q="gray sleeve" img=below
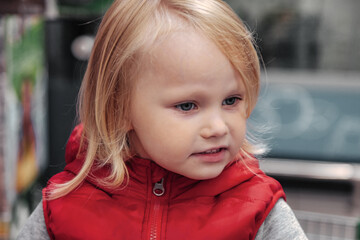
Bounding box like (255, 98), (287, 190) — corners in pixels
(255, 198), (308, 240)
(16, 201), (50, 240)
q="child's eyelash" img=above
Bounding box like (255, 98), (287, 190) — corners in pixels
(222, 96), (242, 106)
(175, 102), (197, 111)
(175, 96), (242, 111)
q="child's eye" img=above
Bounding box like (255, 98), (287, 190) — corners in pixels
(222, 97), (241, 106)
(175, 102), (196, 111)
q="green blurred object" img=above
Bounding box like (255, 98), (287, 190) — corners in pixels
(357, 220), (360, 240)
(58, 0), (113, 16)
(5, 18), (44, 100)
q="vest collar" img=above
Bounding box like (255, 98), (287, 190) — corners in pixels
(64, 124), (261, 198)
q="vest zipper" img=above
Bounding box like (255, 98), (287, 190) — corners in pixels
(149, 178), (165, 240)
(153, 178), (165, 196)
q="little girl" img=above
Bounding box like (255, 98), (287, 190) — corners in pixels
(18, 0), (307, 239)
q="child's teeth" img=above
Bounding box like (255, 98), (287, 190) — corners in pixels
(205, 149), (220, 154)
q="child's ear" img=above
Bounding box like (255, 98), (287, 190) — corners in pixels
(127, 121), (134, 131)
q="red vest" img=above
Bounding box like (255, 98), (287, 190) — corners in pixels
(43, 125), (285, 240)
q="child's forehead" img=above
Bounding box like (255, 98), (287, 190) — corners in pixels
(139, 29), (232, 76)
(140, 21), (190, 55)
(144, 28), (231, 63)
(133, 28), (247, 95)
(152, 30), (206, 55)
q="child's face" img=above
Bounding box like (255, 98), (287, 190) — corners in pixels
(128, 29), (247, 180)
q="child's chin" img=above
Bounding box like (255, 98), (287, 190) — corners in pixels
(185, 170), (224, 181)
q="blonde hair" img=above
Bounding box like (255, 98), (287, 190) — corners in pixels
(48, 0), (262, 199)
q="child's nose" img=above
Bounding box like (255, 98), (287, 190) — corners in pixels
(200, 114), (229, 139)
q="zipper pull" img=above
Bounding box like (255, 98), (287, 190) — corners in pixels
(153, 178), (165, 197)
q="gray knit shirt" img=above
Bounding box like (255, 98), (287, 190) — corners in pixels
(17, 198), (308, 239)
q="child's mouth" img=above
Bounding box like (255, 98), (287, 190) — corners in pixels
(199, 148), (224, 154)
(191, 147), (227, 163)
(194, 147), (227, 155)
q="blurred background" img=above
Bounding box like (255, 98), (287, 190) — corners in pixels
(0, 0), (359, 239)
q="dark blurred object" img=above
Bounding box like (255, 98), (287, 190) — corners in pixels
(0, 0), (44, 14)
(226, 0), (360, 71)
(44, 17), (99, 180)
(258, 10), (319, 69)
